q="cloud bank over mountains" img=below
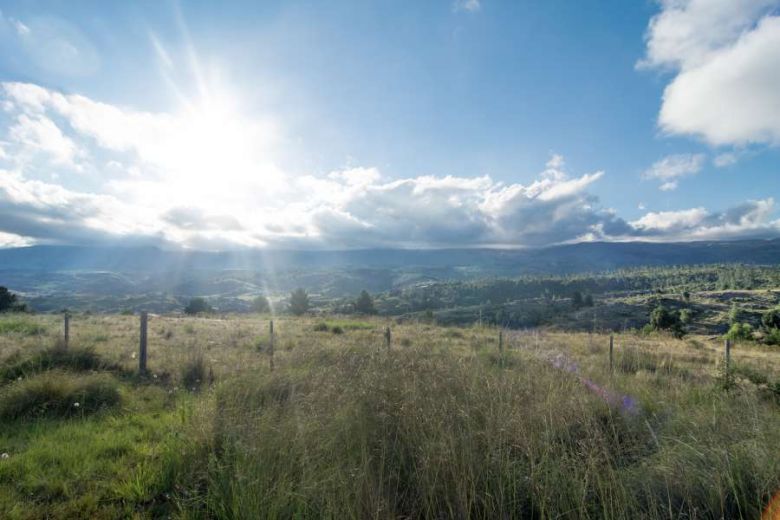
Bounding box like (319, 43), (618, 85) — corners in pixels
(0, 80), (779, 250)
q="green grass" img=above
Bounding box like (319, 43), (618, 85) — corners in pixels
(0, 383), (190, 519)
(1, 346), (117, 384)
(0, 314), (779, 518)
(0, 318), (47, 336)
(0, 372), (121, 420)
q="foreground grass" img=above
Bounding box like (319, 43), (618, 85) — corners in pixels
(0, 313), (779, 518)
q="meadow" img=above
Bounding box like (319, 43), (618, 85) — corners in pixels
(1, 312), (779, 519)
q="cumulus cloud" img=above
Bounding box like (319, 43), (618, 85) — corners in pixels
(631, 198), (779, 240)
(641, 0), (780, 146)
(0, 82), (777, 250)
(8, 114), (80, 166)
(642, 153), (705, 191)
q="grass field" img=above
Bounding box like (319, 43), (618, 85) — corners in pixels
(1, 313), (780, 518)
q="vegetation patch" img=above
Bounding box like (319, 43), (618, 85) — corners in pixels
(1, 346), (118, 384)
(0, 371), (121, 420)
(0, 318), (46, 336)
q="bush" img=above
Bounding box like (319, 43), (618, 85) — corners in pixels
(181, 352), (207, 391)
(313, 322), (329, 332)
(252, 295), (270, 313)
(763, 328), (780, 346)
(649, 305), (685, 338)
(725, 323), (753, 342)
(761, 307), (780, 331)
(1, 346), (112, 383)
(288, 289), (310, 316)
(0, 372), (121, 420)
(184, 297), (213, 315)
(331, 325), (344, 334)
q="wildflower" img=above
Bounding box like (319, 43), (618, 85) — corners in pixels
(1, 453), (9, 460)
(73, 402), (80, 408)
(131, 352), (137, 359)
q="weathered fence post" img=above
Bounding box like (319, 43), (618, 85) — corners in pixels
(385, 326), (391, 350)
(609, 334), (614, 374)
(139, 311), (148, 374)
(499, 329), (503, 353)
(269, 320), (275, 371)
(63, 313), (70, 349)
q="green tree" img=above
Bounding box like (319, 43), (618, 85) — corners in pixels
(728, 303), (743, 326)
(252, 295), (270, 313)
(0, 286), (25, 313)
(184, 297), (213, 315)
(583, 294), (594, 307)
(761, 307), (780, 331)
(354, 290), (377, 315)
(649, 305), (685, 338)
(288, 289), (310, 316)
(571, 291), (583, 308)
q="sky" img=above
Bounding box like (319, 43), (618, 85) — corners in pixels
(0, 0), (778, 250)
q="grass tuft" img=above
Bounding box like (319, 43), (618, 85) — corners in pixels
(0, 371), (121, 420)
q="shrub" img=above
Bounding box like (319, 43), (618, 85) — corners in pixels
(725, 323), (753, 342)
(181, 352), (207, 391)
(649, 305), (685, 338)
(252, 295), (270, 313)
(331, 325), (344, 334)
(313, 322), (329, 332)
(1, 346), (112, 383)
(763, 328), (780, 346)
(184, 297), (213, 315)
(0, 372), (121, 420)
(761, 307), (780, 331)
(288, 289), (310, 316)
(679, 308), (693, 324)
(728, 303), (743, 326)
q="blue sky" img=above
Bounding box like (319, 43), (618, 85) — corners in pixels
(0, 0), (778, 249)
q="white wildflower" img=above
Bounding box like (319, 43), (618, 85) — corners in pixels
(73, 402), (80, 408)
(1, 453), (9, 460)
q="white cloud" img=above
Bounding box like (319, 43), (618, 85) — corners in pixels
(642, 0), (780, 146)
(0, 83), (777, 250)
(630, 198), (779, 240)
(713, 152), (739, 167)
(642, 153), (705, 190)
(8, 114), (79, 166)
(0, 230), (32, 247)
(453, 0), (481, 13)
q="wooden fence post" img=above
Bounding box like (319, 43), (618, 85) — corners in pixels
(609, 334), (614, 374)
(499, 330), (503, 353)
(269, 320), (275, 371)
(385, 326), (391, 350)
(139, 312), (148, 374)
(63, 313), (70, 350)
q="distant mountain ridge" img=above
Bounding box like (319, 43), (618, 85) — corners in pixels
(1, 239), (779, 275)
